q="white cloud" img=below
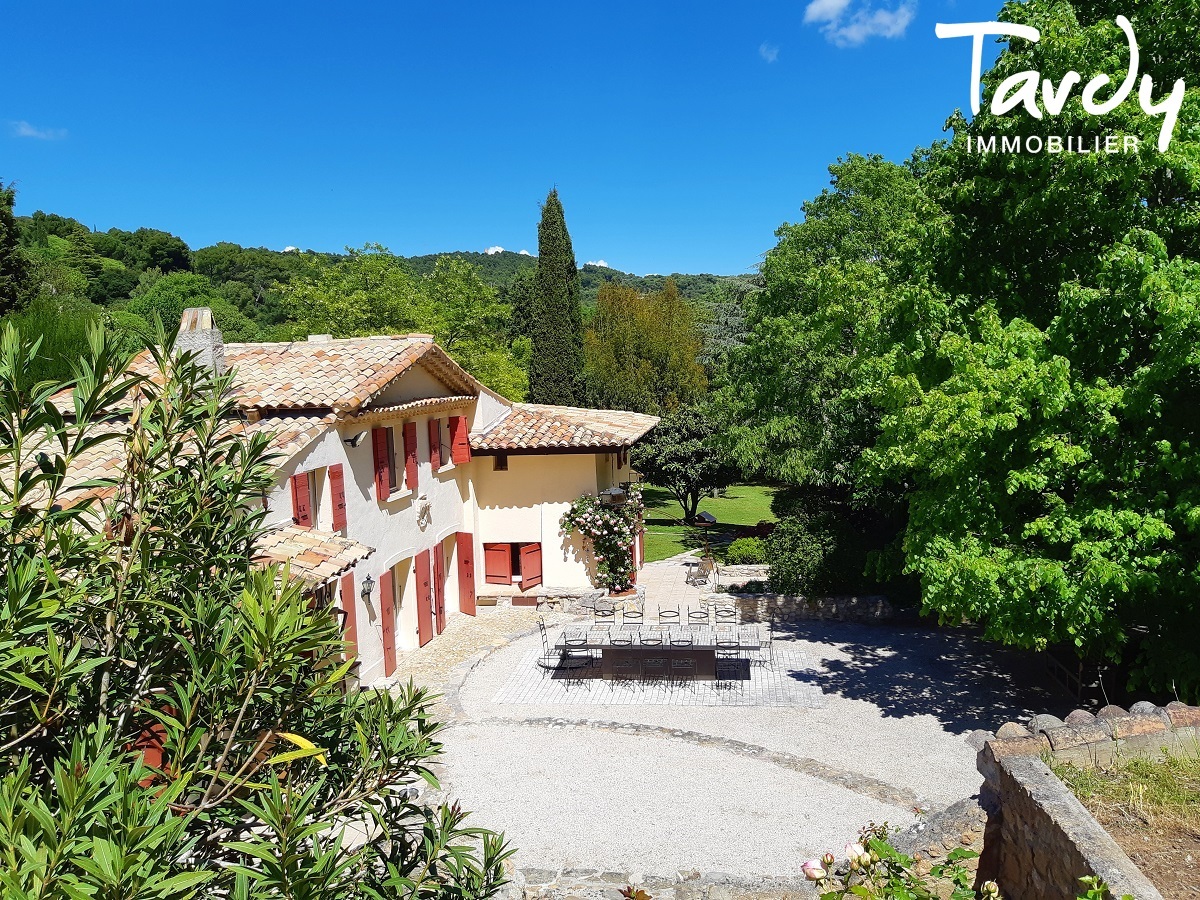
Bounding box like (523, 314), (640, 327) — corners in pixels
(485, 245), (504, 255)
(10, 120), (67, 140)
(586, 260), (609, 268)
(803, 0), (853, 24)
(803, 0), (915, 46)
(519, 249), (532, 256)
(283, 246), (300, 253)
(759, 41), (780, 63)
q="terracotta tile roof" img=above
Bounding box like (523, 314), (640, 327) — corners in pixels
(470, 403), (659, 452)
(55, 336), (483, 416)
(348, 394), (475, 426)
(254, 524), (374, 585)
(218, 337), (480, 412)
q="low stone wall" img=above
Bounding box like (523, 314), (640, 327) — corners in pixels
(714, 563), (769, 588)
(700, 592), (894, 624)
(974, 701), (1200, 900)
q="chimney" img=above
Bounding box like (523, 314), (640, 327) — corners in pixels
(177, 308), (226, 376)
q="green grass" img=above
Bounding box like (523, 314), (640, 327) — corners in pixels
(1052, 750), (1200, 833)
(641, 484), (777, 563)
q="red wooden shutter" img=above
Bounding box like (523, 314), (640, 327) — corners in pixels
(483, 543), (511, 584)
(520, 543), (543, 592)
(339, 572), (358, 659)
(329, 464), (348, 531)
(433, 547), (447, 635)
(457, 533), (476, 615)
(428, 418), (442, 470)
(449, 415), (472, 464)
(403, 422), (418, 490)
(290, 473), (312, 526)
(372, 427), (391, 501)
(379, 568), (395, 676)
(415, 552), (434, 647)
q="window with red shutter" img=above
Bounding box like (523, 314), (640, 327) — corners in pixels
(329, 464), (347, 531)
(403, 422), (418, 490)
(428, 418), (442, 470)
(449, 415), (471, 465)
(290, 472), (312, 527)
(339, 572), (358, 659)
(371, 427), (391, 501)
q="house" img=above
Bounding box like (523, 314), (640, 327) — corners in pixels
(142, 309), (657, 685)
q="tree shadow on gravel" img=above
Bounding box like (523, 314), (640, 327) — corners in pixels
(778, 620), (1074, 734)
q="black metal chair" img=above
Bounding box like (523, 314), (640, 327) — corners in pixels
(670, 654), (698, 691)
(687, 608), (709, 629)
(611, 655), (640, 691)
(641, 655), (670, 688)
(594, 606), (616, 630)
(658, 605), (680, 625)
(715, 639), (743, 692)
(610, 632), (633, 647)
(753, 620), (774, 667)
(639, 631), (663, 646)
(714, 605), (738, 625)
(622, 607), (644, 626)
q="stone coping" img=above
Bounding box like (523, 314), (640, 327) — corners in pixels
(700, 592), (895, 624)
(974, 700), (1200, 900)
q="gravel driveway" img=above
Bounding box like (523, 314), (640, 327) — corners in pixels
(433, 615), (1067, 880)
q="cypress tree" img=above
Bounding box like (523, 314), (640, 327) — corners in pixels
(0, 179), (29, 316)
(528, 188), (584, 405)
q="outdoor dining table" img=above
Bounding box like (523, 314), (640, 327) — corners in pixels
(555, 624), (761, 680)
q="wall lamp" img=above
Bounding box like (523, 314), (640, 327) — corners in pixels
(360, 574), (375, 598)
(344, 431), (368, 448)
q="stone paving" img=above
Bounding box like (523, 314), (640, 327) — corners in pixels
(491, 648), (825, 708)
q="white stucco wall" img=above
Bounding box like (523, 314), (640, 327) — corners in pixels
(265, 408), (476, 684)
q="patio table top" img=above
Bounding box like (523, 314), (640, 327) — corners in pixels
(555, 624), (762, 651)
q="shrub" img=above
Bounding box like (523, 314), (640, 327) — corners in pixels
(766, 516), (835, 594)
(724, 537), (767, 565)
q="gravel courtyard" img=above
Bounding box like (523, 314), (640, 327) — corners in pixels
(402, 558), (1069, 887)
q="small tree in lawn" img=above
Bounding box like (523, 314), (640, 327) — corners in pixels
(631, 404), (739, 524)
(561, 487), (645, 592)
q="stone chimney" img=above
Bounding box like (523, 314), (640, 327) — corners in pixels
(177, 308), (226, 376)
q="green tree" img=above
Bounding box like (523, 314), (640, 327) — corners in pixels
(123, 272), (259, 341)
(0, 181), (29, 315)
(630, 404), (738, 524)
(528, 189), (584, 405)
(0, 324), (513, 898)
(583, 280), (707, 415)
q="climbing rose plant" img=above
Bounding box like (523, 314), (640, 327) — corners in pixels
(560, 485), (645, 592)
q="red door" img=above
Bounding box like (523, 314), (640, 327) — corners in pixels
(415, 552), (434, 647)
(483, 543), (511, 584)
(520, 543), (543, 592)
(339, 572), (358, 660)
(379, 568), (396, 676)
(433, 546), (446, 635)
(457, 532), (476, 616)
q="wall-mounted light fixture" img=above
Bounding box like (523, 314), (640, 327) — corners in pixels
(344, 432), (368, 448)
(360, 573), (375, 598)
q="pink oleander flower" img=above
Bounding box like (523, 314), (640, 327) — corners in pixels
(801, 859), (826, 881)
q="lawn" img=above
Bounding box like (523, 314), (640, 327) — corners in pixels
(641, 484), (778, 563)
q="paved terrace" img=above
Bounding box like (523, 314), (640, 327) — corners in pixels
(391, 555), (1069, 893)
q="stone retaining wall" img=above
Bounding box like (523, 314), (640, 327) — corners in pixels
(700, 592), (894, 624)
(974, 700), (1200, 900)
(714, 564), (769, 588)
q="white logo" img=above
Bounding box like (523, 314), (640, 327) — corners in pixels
(936, 17), (1184, 151)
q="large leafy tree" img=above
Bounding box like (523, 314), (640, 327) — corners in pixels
(0, 324), (512, 898)
(631, 404), (738, 524)
(528, 189), (584, 406)
(584, 279), (707, 416)
(280, 246), (529, 399)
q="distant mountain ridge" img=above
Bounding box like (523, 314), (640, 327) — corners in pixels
(400, 249), (754, 303)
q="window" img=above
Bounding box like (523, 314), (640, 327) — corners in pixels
(386, 428), (398, 491)
(439, 420), (452, 468)
(493, 453), (508, 472)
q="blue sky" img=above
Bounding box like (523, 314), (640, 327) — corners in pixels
(4, 0), (1009, 276)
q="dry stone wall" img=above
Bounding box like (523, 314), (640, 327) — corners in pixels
(974, 701), (1200, 900)
(701, 591), (894, 624)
